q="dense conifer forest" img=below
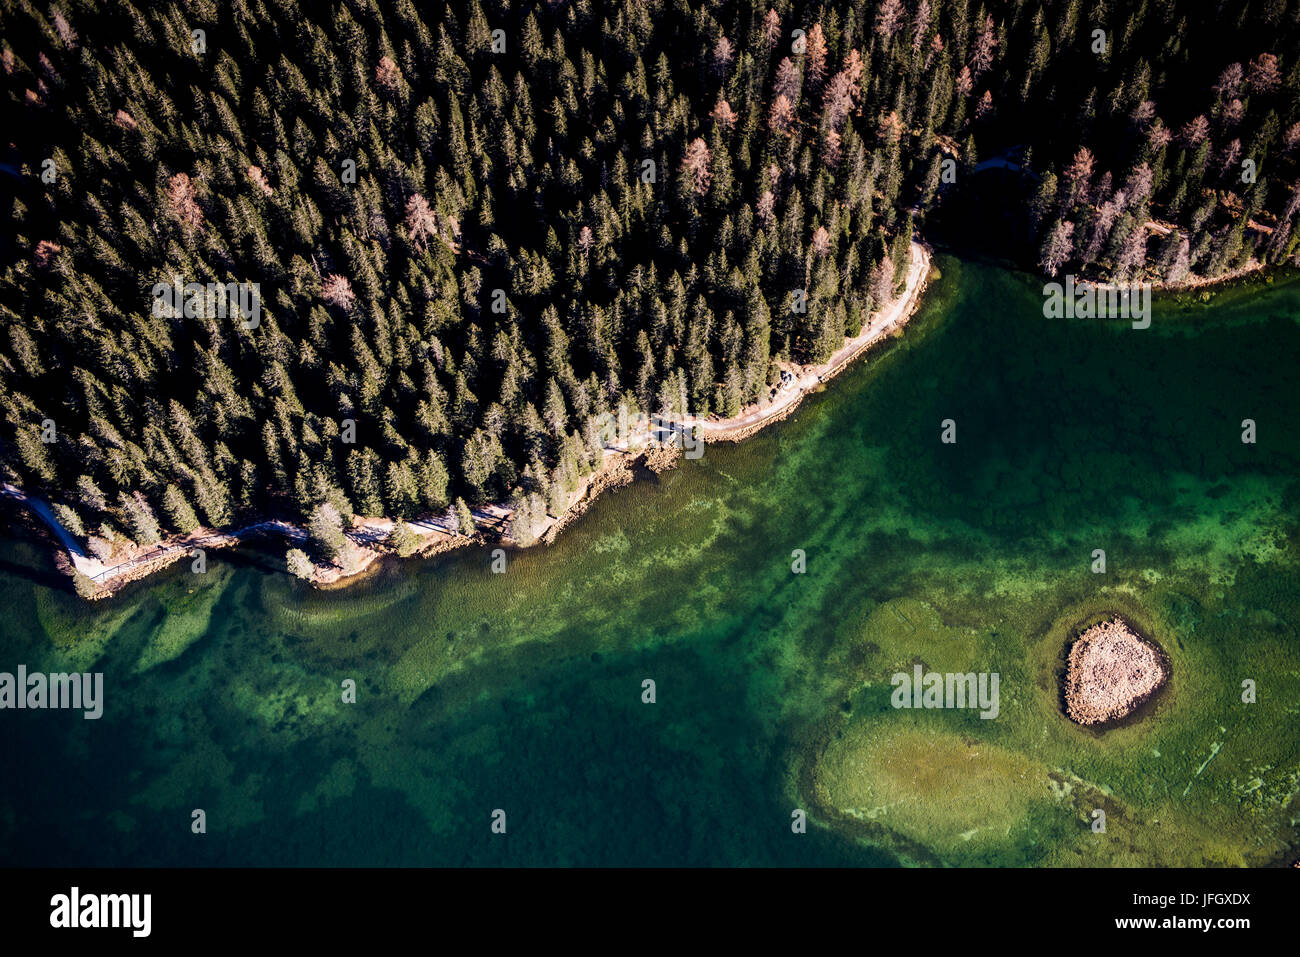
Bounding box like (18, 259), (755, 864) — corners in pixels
(3, 0), (1300, 555)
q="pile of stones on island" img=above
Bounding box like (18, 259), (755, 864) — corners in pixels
(1064, 617), (1170, 726)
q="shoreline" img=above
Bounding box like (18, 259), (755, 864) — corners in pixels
(1152, 260), (1266, 292)
(7, 242), (934, 600)
(701, 241), (932, 442)
(1064, 253), (1276, 296)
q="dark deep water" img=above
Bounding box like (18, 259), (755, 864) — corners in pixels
(2, 257), (1298, 866)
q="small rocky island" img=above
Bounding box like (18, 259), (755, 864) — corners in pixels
(1064, 617), (1170, 726)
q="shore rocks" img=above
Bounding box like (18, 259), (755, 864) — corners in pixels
(1064, 617), (1169, 726)
(539, 452), (637, 545)
(642, 444), (682, 472)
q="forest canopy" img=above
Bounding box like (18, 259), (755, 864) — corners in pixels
(2, 0), (1299, 547)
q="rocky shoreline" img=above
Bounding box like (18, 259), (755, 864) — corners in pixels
(3, 444), (687, 599)
(702, 243), (932, 443)
(1063, 616), (1170, 726)
(701, 397), (807, 443)
(538, 446), (676, 546)
(6, 244), (932, 599)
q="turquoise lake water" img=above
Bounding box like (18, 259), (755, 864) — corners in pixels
(2, 256), (1298, 866)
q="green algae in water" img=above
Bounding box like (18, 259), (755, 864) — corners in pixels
(0, 257), (1297, 866)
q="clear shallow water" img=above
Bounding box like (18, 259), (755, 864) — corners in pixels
(2, 257), (1298, 866)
